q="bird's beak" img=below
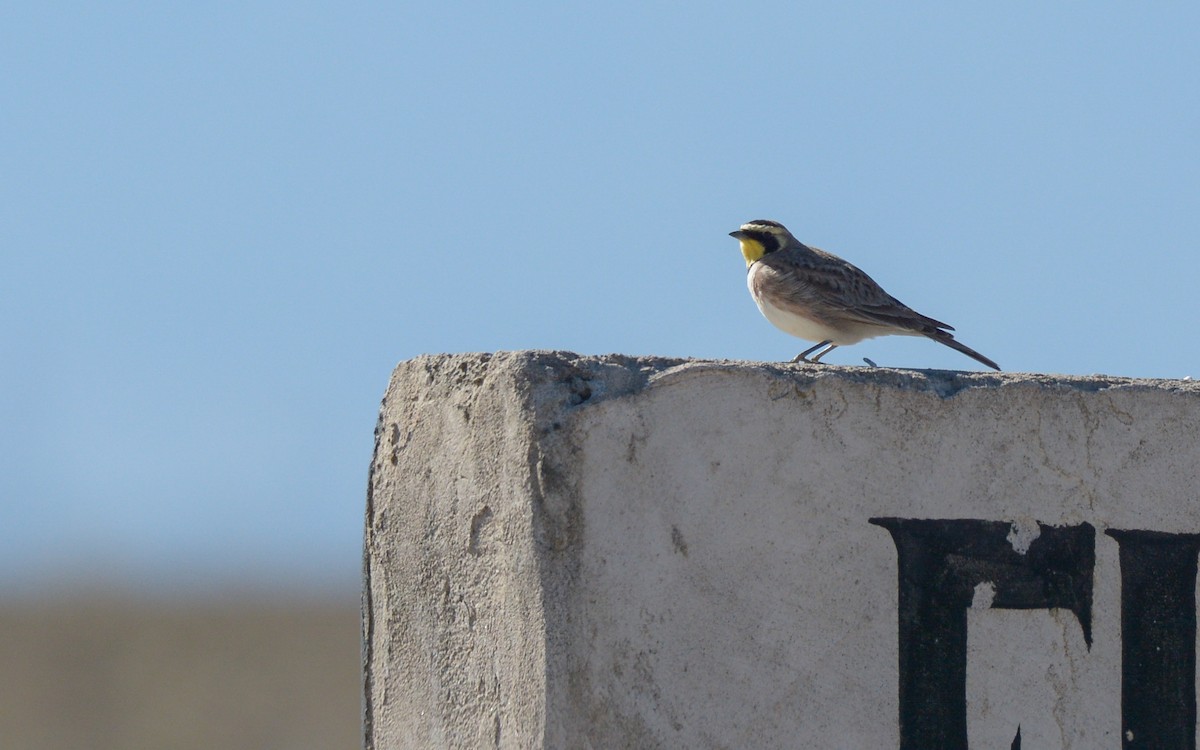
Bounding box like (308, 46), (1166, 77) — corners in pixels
(729, 230), (745, 239)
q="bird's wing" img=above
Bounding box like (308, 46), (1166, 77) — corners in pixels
(767, 248), (955, 333)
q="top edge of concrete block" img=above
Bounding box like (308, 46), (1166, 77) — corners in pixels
(390, 350), (1199, 404)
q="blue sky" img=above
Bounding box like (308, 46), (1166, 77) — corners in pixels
(2, 3), (1196, 594)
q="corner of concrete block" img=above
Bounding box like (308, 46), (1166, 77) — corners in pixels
(361, 351), (692, 748)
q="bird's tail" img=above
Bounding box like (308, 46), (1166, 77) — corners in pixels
(926, 330), (1001, 371)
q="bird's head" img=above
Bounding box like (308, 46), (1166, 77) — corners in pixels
(729, 219), (795, 267)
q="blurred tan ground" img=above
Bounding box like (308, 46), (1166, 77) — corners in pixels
(0, 593), (360, 750)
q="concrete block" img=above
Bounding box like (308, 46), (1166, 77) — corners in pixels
(363, 351), (1200, 749)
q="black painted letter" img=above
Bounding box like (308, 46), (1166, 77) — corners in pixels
(1106, 529), (1200, 750)
(871, 518), (1095, 750)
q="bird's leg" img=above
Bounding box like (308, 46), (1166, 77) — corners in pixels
(809, 342), (838, 362)
(792, 340), (834, 364)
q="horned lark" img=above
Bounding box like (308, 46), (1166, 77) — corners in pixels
(730, 219), (1000, 371)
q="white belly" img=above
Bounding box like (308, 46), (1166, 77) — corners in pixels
(756, 294), (844, 342)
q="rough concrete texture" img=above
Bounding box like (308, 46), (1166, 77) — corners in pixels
(363, 351), (1200, 749)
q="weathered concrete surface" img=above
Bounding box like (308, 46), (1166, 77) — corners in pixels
(363, 351), (1200, 749)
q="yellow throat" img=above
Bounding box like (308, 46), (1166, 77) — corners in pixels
(739, 238), (766, 268)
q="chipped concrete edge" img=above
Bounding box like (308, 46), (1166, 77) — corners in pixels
(362, 351), (687, 748)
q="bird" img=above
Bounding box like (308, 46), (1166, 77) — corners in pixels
(730, 219), (1000, 371)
